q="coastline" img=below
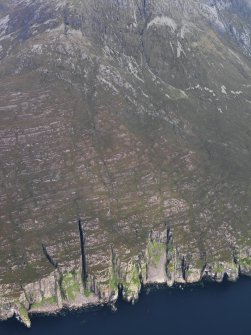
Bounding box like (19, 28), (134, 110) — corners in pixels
(1, 230), (251, 328)
(2, 273), (250, 329)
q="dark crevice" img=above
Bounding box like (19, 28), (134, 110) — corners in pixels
(232, 249), (239, 266)
(58, 273), (66, 300)
(181, 256), (189, 281)
(89, 275), (98, 296)
(201, 262), (208, 278)
(42, 244), (58, 269)
(117, 284), (124, 300)
(166, 227), (172, 245)
(78, 219), (88, 287)
(165, 227), (173, 276)
(138, 252), (144, 284)
(233, 250), (241, 275)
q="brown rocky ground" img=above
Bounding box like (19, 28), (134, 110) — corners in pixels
(0, 0), (250, 327)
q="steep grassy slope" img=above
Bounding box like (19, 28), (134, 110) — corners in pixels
(0, 0), (250, 326)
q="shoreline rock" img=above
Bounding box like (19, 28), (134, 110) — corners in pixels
(1, 230), (250, 328)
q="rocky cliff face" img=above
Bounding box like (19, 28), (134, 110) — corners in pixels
(0, 0), (250, 327)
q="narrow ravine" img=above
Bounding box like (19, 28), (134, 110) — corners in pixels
(78, 219), (88, 286)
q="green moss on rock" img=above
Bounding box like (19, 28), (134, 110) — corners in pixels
(122, 263), (141, 301)
(31, 296), (57, 309)
(61, 271), (81, 301)
(109, 272), (119, 292)
(239, 257), (251, 267)
(17, 303), (31, 328)
(84, 288), (91, 298)
(147, 240), (166, 266)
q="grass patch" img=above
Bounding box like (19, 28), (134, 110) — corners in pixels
(61, 272), (81, 301)
(147, 240), (166, 266)
(17, 303), (30, 327)
(84, 288), (91, 298)
(32, 296), (57, 309)
(239, 258), (251, 267)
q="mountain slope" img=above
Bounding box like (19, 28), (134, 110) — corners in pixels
(0, 0), (250, 326)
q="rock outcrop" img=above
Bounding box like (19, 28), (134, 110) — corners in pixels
(0, 0), (250, 327)
(1, 228), (251, 327)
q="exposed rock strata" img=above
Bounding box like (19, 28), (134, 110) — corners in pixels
(0, 0), (250, 328)
(0, 229), (250, 328)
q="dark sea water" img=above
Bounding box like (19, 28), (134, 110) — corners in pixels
(1, 277), (251, 335)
